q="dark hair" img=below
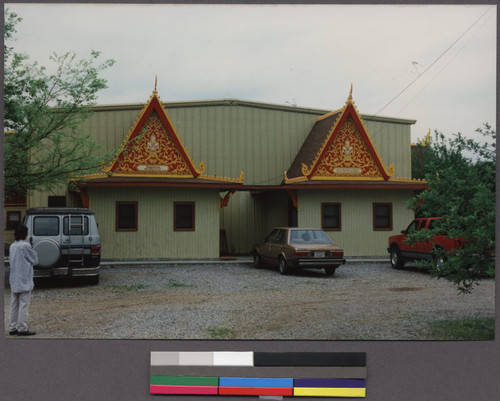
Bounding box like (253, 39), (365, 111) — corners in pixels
(14, 224), (29, 241)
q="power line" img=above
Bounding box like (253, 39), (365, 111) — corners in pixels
(373, 6), (495, 118)
(396, 8), (496, 117)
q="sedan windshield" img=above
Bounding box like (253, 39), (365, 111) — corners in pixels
(289, 229), (332, 245)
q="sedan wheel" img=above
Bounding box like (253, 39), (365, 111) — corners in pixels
(253, 253), (262, 269)
(278, 257), (291, 275)
(324, 267), (336, 276)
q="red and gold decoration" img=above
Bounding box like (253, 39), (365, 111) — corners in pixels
(77, 81), (243, 186)
(104, 87), (204, 178)
(310, 116), (385, 179)
(112, 111), (197, 177)
(284, 86), (415, 184)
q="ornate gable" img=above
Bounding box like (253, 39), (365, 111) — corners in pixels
(285, 86), (394, 183)
(105, 90), (204, 178)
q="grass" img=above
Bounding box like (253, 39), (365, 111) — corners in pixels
(166, 278), (191, 287)
(206, 327), (236, 339)
(106, 284), (149, 293)
(427, 317), (494, 340)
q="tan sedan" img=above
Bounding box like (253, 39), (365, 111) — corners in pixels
(252, 227), (345, 276)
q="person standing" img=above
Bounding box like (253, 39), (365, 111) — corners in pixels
(8, 224), (38, 336)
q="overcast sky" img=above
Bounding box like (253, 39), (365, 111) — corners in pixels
(4, 3), (497, 143)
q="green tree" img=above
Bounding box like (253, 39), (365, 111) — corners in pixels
(3, 10), (115, 200)
(407, 125), (496, 293)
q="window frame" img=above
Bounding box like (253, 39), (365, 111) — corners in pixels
(321, 202), (342, 231)
(373, 202), (393, 231)
(33, 216), (60, 236)
(6, 211), (22, 231)
(63, 216), (89, 236)
(48, 196), (67, 207)
(174, 202), (195, 232)
(116, 201), (138, 232)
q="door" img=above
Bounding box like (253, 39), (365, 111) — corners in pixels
(62, 214), (89, 265)
(268, 229), (287, 263)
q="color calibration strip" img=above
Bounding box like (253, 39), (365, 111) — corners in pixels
(150, 352), (366, 398)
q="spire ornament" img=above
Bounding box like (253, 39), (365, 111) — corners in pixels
(347, 83), (353, 103)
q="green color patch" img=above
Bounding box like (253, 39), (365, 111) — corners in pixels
(150, 376), (219, 386)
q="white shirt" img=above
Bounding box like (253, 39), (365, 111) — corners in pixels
(9, 240), (38, 293)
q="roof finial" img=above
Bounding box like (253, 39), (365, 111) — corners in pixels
(348, 83), (353, 103)
(154, 75), (158, 94)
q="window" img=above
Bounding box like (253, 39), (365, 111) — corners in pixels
(174, 202), (195, 231)
(6, 212), (21, 230)
(373, 203), (392, 231)
(274, 229), (286, 244)
(116, 202), (138, 231)
(322, 203), (341, 231)
(406, 220), (421, 234)
(48, 196), (66, 207)
(34, 216), (59, 236)
(63, 216), (89, 235)
(264, 229), (278, 243)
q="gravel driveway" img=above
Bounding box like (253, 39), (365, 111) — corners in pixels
(3, 261), (495, 340)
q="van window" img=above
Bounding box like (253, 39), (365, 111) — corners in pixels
(63, 216), (89, 235)
(33, 216), (59, 236)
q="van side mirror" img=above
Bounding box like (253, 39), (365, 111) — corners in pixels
(401, 230), (408, 235)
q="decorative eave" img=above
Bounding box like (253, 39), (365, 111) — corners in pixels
(412, 129), (431, 147)
(74, 170), (244, 185)
(74, 80), (244, 186)
(284, 85), (400, 184)
(280, 178), (427, 190)
(104, 87), (204, 178)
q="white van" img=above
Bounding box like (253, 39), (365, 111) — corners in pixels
(23, 208), (101, 284)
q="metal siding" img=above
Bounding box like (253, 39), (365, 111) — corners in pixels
(297, 189), (415, 257)
(88, 187), (219, 259)
(364, 119), (411, 179)
(26, 101), (415, 256)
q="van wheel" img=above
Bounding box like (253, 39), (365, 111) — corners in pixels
(278, 257), (291, 275)
(390, 246), (405, 269)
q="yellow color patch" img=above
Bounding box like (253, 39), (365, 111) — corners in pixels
(294, 387), (366, 397)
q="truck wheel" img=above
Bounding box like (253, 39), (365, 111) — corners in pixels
(390, 246), (405, 269)
(432, 247), (446, 268)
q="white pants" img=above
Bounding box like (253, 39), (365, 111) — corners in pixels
(8, 291), (32, 332)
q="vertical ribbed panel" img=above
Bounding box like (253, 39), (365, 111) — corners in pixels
(298, 189), (415, 256)
(88, 187), (219, 259)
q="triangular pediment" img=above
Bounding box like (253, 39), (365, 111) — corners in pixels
(285, 87), (394, 183)
(106, 91), (204, 178)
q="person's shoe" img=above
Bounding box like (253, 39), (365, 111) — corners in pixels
(17, 330), (36, 336)
(8, 330), (18, 336)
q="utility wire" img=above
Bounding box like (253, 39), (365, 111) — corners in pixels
(396, 8), (495, 117)
(374, 6), (495, 118)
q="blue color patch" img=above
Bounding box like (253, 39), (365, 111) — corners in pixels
(294, 378), (366, 388)
(219, 377), (294, 388)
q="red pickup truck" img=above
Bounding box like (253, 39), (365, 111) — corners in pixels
(387, 217), (462, 269)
